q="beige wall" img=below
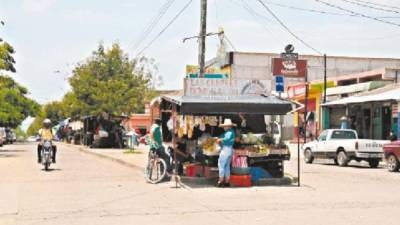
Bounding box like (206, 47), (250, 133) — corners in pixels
(230, 52), (400, 84)
(228, 52), (400, 140)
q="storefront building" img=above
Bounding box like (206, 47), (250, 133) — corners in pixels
(287, 81), (335, 140)
(323, 84), (400, 140)
(323, 81), (392, 131)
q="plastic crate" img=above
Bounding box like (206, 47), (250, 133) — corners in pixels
(229, 175), (252, 187)
(185, 164), (203, 177)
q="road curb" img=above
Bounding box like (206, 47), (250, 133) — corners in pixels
(63, 143), (145, 172)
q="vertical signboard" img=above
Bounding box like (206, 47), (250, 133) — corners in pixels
(275, 75), (284, 93)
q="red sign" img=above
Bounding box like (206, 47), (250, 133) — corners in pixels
(287, 84), (306, 99)
(393, 103), (398, 118)
(272, 58), (307, 78)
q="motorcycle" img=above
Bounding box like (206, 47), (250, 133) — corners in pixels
(41, 140), (53, 171)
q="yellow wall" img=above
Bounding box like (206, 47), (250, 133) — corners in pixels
(293, 92), (320, 127)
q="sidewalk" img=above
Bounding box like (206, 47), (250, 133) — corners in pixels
(67, 143), (149, 171)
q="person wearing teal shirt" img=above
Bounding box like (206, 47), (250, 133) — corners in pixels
(216, 119), (236, 187)
(150, 118), (171, 173)
(150, 120), (162, 150)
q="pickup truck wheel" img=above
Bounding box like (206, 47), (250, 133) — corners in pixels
(387, 155), (400, 172)
(304, 148), (314, 164)
(333, 159), (338, 165)
(336, 151), (349, 167)
(368, 159), (380, 168)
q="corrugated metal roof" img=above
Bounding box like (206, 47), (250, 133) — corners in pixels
(161, 95), (295, 115)
(322, 85), (400, 106)
(326, 81), (391, 96)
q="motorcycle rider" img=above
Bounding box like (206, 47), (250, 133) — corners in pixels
(37, 118), (57, 163)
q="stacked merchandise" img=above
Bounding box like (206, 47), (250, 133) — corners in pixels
(230, 155), (252, 187)
(239, 133), (270, 157)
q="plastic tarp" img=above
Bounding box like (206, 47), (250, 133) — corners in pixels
(322, 87), (400, 106)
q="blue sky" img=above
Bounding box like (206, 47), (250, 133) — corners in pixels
(1, 0), (400, 104)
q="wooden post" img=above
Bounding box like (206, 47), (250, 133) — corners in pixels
(297, 111), (300, 187)
(172, 104), (178, 188)
(198, 0), (207, 77)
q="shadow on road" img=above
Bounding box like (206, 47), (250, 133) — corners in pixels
(0, 149), (27, 153)
(318, 163), (384, 169)
(40, 168), (62, 172)
(0, 154), (17, 158)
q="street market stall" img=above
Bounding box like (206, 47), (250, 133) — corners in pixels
(159, 92), (295, 187)
(82, 114), (127, 148)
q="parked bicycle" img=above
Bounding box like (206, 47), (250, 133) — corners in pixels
(144, 150), (167, 184)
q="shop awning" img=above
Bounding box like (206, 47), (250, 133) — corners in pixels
(322, 87), (400, 106)
(162, 95), (295, 115)
(326, 81), (390, 96)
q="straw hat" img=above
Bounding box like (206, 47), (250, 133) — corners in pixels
(219, 118), (236, 127)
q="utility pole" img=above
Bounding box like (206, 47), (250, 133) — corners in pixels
(323, 54), (327, 103)
(198, 0), (207, 78)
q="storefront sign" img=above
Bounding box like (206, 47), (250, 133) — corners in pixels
(287, 81), (335, 99)
(272, 58), (307, 78)
(280, 52), (298, 61)
(186, 65), (229, 77)
(275, 76), (284, 93)
(184, 78), (271, 97)
(287, 84), (306, 98)
(393, 103), (398, 118)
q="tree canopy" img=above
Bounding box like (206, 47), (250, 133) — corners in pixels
(26, 103), (58, 136)
(0, 76), (40, 128)
(0, 41), (16, 72)
(27, 43), (160, 134)
(68, 43), (158, 117)
(0, 38), (39, 128)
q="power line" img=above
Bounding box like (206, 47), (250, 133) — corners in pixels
(232, 0), (282, 43)
(224, 34), (237, 51)
(214, 0), (219, 24)
(256, 0), (323, 55)
(315, 0), (400, 28)
(131, 0), (175, 53)
(264, 1), (356, 17)
(136, 0), (193, 57)
(352, 0), (400, 11)
(339, 0), (400, 14)
(239, 0), (275, 24)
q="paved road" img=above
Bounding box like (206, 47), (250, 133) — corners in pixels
(1, 142), (400, 225)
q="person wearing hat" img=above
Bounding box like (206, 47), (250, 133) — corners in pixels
(37, 118), (57, 163)
(216, 118), (236, 187)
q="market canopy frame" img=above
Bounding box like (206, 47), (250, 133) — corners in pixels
(161, 95), (295, 115)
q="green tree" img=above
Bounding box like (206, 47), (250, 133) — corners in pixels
(59, 92), (87, 119)
(0, 41), (16, 72)
(68, 43), (158, 117)
(0, 76), (40, 128)
(15, 126), (27, 139)
(26, 101), (67, 136)
(27, 113), (44, 136)
(0, 38), (39, 129)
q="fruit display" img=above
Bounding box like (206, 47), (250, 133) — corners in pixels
(202, 137), (219, 154)
(240, 133), (262, 145)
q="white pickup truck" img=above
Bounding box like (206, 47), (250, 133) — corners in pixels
(303, 129), (390, 168)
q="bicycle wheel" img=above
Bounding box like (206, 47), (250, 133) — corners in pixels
(145, 157), (167, 184)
